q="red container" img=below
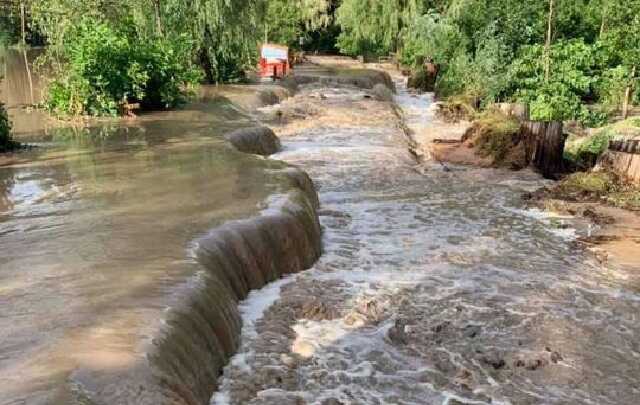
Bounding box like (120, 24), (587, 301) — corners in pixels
(259, 44), (290, 79)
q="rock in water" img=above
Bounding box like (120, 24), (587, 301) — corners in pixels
(225, 126), (282, 156)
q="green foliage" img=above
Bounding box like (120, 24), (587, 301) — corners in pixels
(331, 0), (637, 127)
(0, 102), (18, 152)
(336, 0), (422, 56)
(468, 110), (520, 163)
(43, 19), (201, 116)
(565, 129), (616, 169)
(509, 40), (607, 124)
(435, 33), (510, 104)
(400, 13), (467, 67)
(262, 0), (333, 48)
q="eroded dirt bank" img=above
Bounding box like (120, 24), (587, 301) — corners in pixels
(212, 77), (640, 404)
(395, 80), (639, 274)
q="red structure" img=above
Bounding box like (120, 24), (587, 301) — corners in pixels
(259, 43), (290, 80)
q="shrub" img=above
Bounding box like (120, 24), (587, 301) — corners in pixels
(400, 13), (467, 68)
(564, 128), (617, 169)
(0, 102), (18, 152)
(465, 110), (521, 163)
(44, 19), (202, 117)
(509, 40), (606, 125)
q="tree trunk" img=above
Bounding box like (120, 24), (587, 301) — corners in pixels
(544, 0), (555, 82)
(20, 2), (26, 46)
(521, 121), (566, 179)
(154, 0), (163, 36)
(600, 0), (608, 37)
(623, 65), (636, 119)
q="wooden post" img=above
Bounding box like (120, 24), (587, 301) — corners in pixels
(521, 121), (566, 179)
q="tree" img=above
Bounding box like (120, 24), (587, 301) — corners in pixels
(335, 0), (424, 57)
(598, 0), (640, 117)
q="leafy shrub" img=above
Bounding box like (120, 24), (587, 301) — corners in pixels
(428, 31), (510, 106)
(509, 40), (605, 125)
(564, 129), (616, 169)
(0, 102), (18, 152)
(44, 19), (202, 117)
(400, 13), (467, 68)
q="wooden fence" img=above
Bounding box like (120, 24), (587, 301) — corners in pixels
(520, 121), (566, 179)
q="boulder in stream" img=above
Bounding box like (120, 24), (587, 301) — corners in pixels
(225, 126), (282, 156)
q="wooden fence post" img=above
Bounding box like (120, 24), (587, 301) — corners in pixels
(520, 121), (566, 179)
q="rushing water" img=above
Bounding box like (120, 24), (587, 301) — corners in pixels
(0, 79), (306, 404)
(213, 82), (640, 404)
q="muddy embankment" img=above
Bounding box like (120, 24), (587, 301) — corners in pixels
(407, 100), (640, 272)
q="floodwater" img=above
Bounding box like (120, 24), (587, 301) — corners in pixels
(213, 82), (640, 404)
(0, 50), (299, 404)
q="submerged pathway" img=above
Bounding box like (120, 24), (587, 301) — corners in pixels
(212, 80), (640, 405)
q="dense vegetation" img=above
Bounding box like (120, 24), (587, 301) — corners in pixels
(336, 0), (639, 125)
(0, 0), (638, 121)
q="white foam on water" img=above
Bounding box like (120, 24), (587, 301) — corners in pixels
(211, 275), (293, 405)
(211, 80), (640, 405)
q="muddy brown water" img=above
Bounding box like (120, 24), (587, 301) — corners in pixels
(2, 49), (640, 405)
(1, 50), (321, 405)
(213, 83), (640, 405)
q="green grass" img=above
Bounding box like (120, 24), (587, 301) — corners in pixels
(558, 171), (617, 195)
(564, 118), (640, 169)
(470, 110), (520, 162)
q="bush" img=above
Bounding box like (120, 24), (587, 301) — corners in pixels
(464, 110), (521, 164)
(400, 13), (467, 68)
(509, 40), (606, 125)
(44, 19), (202, 117)
(0, 102), (18, 152)
(564, 129), (616, 169)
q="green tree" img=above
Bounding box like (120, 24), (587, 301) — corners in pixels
(336, 0), (423, 57)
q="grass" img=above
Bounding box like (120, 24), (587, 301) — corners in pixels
(466, 110), (520, 163)
(565, 118), (640, 169)
(549, 170), (640, 210)
(556, 171), (617, 195)
(436, 95), (477, 123)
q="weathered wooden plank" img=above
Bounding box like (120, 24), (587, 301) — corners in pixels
(520, 120), (566, 179)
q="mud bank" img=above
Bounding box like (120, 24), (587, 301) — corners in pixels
(407, 100), (640, 273)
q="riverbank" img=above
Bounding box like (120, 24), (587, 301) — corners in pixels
(410, 102), (640, 273)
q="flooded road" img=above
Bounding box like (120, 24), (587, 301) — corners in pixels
(0, 87), (309, 403)
(214, 83), (640, 404)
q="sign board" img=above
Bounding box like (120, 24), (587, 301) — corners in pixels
(259, 43), (291, 79)
(261, 44), (288, 61)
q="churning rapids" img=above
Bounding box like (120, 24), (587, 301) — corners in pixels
(212, 81), (640, 404)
